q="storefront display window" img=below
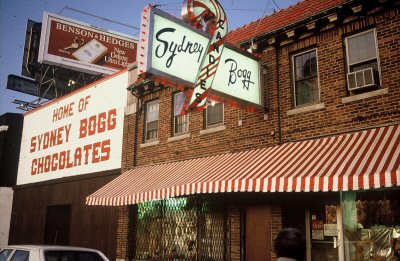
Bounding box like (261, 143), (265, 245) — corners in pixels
(132, 197), (228, 261)
(341, 189), (400, 260)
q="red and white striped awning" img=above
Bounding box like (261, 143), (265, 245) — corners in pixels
(86, 124), (400, 206)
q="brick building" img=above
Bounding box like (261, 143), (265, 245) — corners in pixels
(87, 0), (400, 260)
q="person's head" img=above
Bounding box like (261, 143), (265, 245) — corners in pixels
(274, 228), (306, 261)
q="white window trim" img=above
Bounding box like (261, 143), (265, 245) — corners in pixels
(341, 88), (388, 104)
(140, 140), (160, 148)
(168, 133), (191, 142)
(344, 28), (382, 87)
(291, 48), (320, 107)
(145, 100), (159, 142)
(205, 102), (224, 128)
(200, 124), (226, 135)
(173, 93), (190, 136)
(287, 102), (325, 116)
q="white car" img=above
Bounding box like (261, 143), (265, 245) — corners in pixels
(0, 245), (110, 261)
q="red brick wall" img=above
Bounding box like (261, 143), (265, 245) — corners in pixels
(270, 206), (283, 261)
(277, 8), (400, 141)
(116, 206), (129, 260)
(230, 205), (241, 261)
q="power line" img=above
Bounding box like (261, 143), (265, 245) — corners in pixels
(58, 5), (140, 31)
(251, 0), (272, 46)
(271, 0), (281, 10)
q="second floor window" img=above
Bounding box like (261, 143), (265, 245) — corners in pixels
(292, 49), (319, 107)
(206, 100), (224, 128)
(145, 100), (159, 141)
(173, 92), (189, 135)
(345, 29), (381, 92)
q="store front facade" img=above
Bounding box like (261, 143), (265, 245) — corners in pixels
(88, 125), (400, 261)
(87, 0), (400, 260)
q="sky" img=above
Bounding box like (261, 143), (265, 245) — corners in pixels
(0, 0), (299, 115)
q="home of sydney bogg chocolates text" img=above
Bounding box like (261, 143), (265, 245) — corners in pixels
(29, 95), (117, 176)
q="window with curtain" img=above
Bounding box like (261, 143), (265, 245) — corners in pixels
(173, 92), (189, 135)
(145, 100), (159, 141)
(292, 49), (319, 107)
(206, 101), (224, 128)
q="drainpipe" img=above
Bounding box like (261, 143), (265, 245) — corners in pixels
(275, 44), (283, 144)
(134, 98), (142, 167)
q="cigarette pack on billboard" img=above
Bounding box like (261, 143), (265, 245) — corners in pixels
(72, 39), (108, 64)
(38, 12), (138, 75)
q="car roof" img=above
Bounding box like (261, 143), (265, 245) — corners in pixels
(3, 245), (102, 252)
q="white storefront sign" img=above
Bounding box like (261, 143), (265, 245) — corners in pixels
(138, 8), (262, 108)
(17, 70), (128, 185)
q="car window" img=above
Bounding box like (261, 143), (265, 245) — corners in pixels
(45, 251), (104, 261)
(45, 251), (75, 261)
(10, 250), (29, 261)
(0, 249), (14, 261)
(77, 252), (104, 261)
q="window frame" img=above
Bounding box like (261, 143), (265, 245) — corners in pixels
(205, 101), (224, 128)
(291, 48), (320, 107)
(344, 28), (382, 88)
(145, 99), (160, 142)
(173, 92), (189, 136)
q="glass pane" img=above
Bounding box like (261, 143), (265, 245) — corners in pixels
(45, 251), (65, 261)
(174, 92), (186, 116)
(341, 190), (400, 261)
(78, 252), (104, 261)
(348, 31), (377, 65)
(174, 93), (189, 135)
(295, 66), (303, 80)
(146, 101), (159, 123)
(146, 120), (158, 140)
(207, 103), (223, 126)
(295, 77), (318, 106)
(175, 114), (188, 134)
(10, 250), (29, 261)
(294, 50), (317, 81)
(306, 203), (339, 261)
(351, 61), (378, 72)
(0, 249), (14, 261)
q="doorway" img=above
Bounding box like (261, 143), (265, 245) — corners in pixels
(44, 204), (71, 245)
(245, 205), (271, 261)
(307, 205), (340, 261)
(281, 197), (342, 260)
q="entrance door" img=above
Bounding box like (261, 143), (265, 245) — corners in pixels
(307, 205), (340, 261)
(44, 205), (71, 245)
(245, 205), (271, 261)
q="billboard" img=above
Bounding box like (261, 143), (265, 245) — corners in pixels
(38, 12), (138, 75)
(17, 70), (128, 185)
(21, 19), (41, 79)
(138, 7), (262, 109)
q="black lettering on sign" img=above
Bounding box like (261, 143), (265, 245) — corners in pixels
(155, 27), (205, 68)
(225, 58), (255, 90)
